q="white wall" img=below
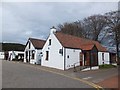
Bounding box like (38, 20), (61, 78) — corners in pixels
(0, 52), (4, 59)
(42, 33), (64, 70)
(65, 48), (81, 69)
(29, 49), (37, 64)
(24, 40), (35, 63)
(9, 51), (16, 60)
(37, 50), (42, 64)
(98, 52), (110, 65)
(30, 49), (42, 64)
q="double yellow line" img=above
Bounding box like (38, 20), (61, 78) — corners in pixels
(15, 61), (104, 90)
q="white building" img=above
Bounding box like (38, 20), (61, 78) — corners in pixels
(42, 27), (110, 70)
(8, 51), (24, 61)
(0, 51), (4, 60)
(24, 38), (45, 64)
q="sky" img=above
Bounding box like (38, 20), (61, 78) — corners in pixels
(0, 0), (119, 45)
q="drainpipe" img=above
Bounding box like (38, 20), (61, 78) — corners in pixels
(90, 51), (92, 70)
(64, 48), (66, 70)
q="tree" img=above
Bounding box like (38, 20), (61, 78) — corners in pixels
(57, 21), (84, 38)
(82, 15), (108, 42)
(105, 11), (120, 64)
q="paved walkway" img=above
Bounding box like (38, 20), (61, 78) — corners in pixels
(97, 75), (119, 89)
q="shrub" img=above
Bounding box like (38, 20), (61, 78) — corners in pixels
(99, 64), (117, 69)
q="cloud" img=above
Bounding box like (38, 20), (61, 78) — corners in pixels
(1, 2), (118, 44)
(1, 0), (119, 2)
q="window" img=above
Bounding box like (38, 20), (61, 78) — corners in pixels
(102, 53), (104, 64)
(59, 49), (63, 55)
(67, 55), (69, 58)
(46, 51), (49, 60)
(102, 53), (104, 61)
(40, 52), (42, 54)
(49, 39), (51, 45)
(31, 50), (35, 59)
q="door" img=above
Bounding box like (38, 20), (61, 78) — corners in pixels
(26, 51), (28, 62)
(84, 51), (90, 66)
(91, 52), (98, 66)
(28, 51), (30, 62)
(80, 52), (84, 66)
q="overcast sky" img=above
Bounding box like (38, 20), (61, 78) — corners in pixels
(1, 1), (118, 44)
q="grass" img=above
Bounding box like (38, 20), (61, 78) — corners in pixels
(99, 64), (117, 69)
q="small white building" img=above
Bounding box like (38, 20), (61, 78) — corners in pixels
(0, 51), (4, 60)
(8, 51), (24, 61)
(24, 38), (45, 64)
(42, 27), (110, 70)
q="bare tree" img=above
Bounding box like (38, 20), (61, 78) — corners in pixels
(82, 15), (108, 42)
(57, 21), (84, 38)
(105, 10), (120, 64)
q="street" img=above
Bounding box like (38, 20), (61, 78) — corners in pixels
(2, 60), (118, 89)
(2, 60), (94, 88)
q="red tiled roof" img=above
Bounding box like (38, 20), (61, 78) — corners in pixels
(55, 32), (107, 52)
(29, 38), (45, 49)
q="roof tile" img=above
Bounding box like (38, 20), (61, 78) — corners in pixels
(55, 32), (107, 52)
(29, 38), (45, 49)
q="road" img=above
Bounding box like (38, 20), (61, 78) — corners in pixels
(2, 60), (96, 88)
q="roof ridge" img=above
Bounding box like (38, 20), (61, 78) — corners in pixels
(29, 37), (45, 41)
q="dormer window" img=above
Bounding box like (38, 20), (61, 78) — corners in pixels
(49, 39), (51, 45)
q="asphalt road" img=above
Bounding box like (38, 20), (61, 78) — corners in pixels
(2, 60), (94, 88)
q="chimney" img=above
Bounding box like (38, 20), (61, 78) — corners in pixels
(50, 26), (56, 34)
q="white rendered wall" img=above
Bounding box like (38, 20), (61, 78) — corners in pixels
(29, 49), (37, 64)
(98, 52), (110, 65)
(42, 33), (64, 70)
(24, 40), (35, 63)
(36, 50), (42, 64)
(24, 40), (36, 64)
(30, 49), (42, 64)
(9, 51), (16, 60)
(65, 48), (81, 69)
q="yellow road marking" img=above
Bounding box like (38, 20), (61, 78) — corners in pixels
(13, 61), (104, 90)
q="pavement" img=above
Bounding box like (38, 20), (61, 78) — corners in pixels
(97, 75), (119, 89)
(2, 60), (119, 89)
